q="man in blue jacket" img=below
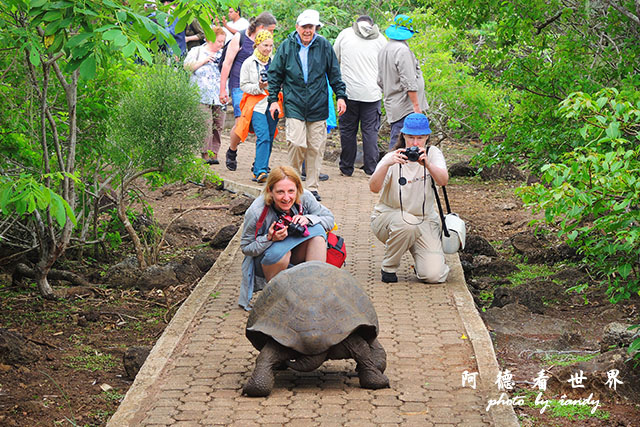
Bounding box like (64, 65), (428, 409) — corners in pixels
(268, 9), (347, 202)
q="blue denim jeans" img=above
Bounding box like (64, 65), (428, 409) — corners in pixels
(231, 87), (244, 118)
(389, 115), (408, 150)
(251, 110), (278, 175)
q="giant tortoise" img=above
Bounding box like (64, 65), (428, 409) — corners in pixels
(243, 261), (389, 397)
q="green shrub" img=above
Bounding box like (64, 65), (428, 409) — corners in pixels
(108, 63), (207, 176)
(517, 88), (640, 304)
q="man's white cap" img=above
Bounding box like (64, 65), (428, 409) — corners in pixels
(296, 9), (323, 27)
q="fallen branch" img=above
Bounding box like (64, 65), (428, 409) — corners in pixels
(25, 335), (60, 350)
(100, 311), (140, 321)
(12, 263), (92, 287)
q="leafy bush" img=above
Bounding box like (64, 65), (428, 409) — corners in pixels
(517, 88), (640, 304)
(108, 64), (207, 175)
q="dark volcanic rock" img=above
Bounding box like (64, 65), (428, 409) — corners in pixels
(600, 322), (640, 353)
(123, 346), (151, 379)
(549, 349), (640, 403)
(463, 235), (499, 257)
(0, 328), (41, 365)
(209, 224), (239, 249)
(472, 258), (519, 277)
(193, 250), (218, 272)
(170, 258), (202, 284)
(228, 196), (254, 215)
(136, 264), (178, 290)
(103, 256), (141, 288)
(448, 161), (478, 177)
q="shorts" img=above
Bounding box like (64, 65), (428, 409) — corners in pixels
(231, 87), (244, 118)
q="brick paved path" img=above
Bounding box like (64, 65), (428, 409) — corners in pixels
(108, 136), (518, 426)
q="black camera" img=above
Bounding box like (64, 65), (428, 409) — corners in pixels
(402, 146), (421, 162)
(260, 70), (268, 82)
(274, 214), (309, 237)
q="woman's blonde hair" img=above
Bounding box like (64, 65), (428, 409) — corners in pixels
(263, 165), (304, 207)
(207, 26), (225, 41)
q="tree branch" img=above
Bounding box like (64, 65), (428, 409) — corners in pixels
(535, 9), (566, 34)
(603, 0), (640, 26)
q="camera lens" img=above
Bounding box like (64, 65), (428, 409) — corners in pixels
(403, 146), (421, 162)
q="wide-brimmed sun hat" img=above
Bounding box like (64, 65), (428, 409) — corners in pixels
(296, 9), (323, 28)
(400, 113), (432, 135)
(385, 14), (416, 41)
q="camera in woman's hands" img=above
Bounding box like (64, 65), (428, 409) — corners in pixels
(402, 146), (421, 162)
(274, 214), (309, 237)
(260, 70), (268, 82)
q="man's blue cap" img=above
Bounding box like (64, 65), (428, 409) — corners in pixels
(385, 14), (416, 41)
(401, 113), (432, 135)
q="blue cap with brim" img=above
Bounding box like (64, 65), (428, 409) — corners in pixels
(385, 14), (416, 41)
(401, 113), (432, 135)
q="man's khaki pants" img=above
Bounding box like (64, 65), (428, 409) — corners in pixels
(371, 210), (449, 283)
(286, 118), (326, 192)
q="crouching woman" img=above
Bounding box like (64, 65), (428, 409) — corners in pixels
(369, 113), (449, 284)
(238, 165), (335, 309)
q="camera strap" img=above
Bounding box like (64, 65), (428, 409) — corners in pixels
(254, 203), (303, 238)
(398, 163), (426, 226)
(430, 176), (450, 238)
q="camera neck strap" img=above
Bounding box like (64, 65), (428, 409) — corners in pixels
(398, 163), (426, 226)
(430, 176), (450, 237)
(254, 202), (303, 238)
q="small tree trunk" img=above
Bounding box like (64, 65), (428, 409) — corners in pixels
(34, 264), (56, 300)
(118, 198), (147, 269)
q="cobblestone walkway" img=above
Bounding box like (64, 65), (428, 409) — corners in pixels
(108, 137), (518, 426)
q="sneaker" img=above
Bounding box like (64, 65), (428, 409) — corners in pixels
(381, 270), (398, 283)
(310, 190), (322, 201)
(256, 172), (268, 183)
(301, 173), (329, 181)
(225, 149), (237, 171)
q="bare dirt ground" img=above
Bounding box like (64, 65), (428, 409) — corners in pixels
(0, 134), (638, 426)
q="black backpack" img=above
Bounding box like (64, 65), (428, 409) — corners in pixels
(217, 30), (246, 71)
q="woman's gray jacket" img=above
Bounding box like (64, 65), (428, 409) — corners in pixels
(238, 189), (334, 309)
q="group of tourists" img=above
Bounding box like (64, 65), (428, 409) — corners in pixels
(234, 11), (449, 309)
(164, 4), (450, 309)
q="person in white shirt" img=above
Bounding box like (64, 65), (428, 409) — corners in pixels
(333, 15), (386, 176)
(369, 113), (449, 284)
(221, 7), (250, 44)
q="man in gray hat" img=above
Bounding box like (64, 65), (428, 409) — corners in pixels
(333, 15), (386, 176)
(377, 14), (428, 150)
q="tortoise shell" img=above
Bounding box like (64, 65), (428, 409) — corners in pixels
(246, 261), (379, 355)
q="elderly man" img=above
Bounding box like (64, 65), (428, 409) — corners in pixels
(333, 15), (386, 176)
(378, 14), (428, 149)
(268, 9), (347, 201)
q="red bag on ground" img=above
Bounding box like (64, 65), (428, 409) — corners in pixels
(326, 232), (346, 268)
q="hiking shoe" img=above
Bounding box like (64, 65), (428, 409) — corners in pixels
(256, 172), (268, 183)
(310, 190), (322, 201)
(301, 172), (329, 181)
(381, 270), (398, 283)
(225, 149), (237, 171)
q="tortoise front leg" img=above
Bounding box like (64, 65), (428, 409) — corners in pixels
(243, 339), (295, 397)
